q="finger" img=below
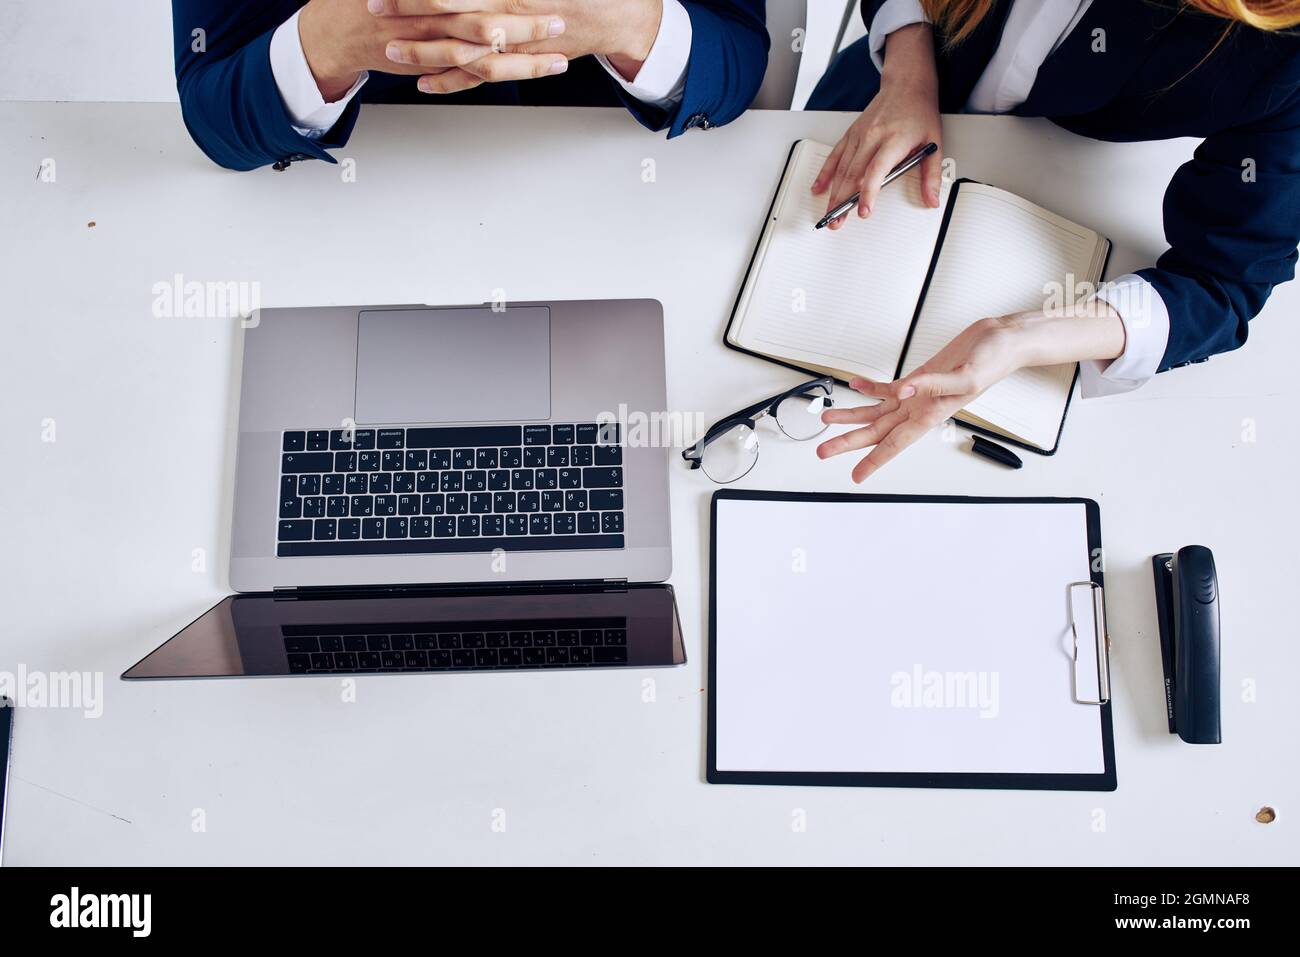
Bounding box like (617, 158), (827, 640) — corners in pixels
(857, 137), (911, 218)
(816, 408), (906, 459)
(417, 68), (485, 94)
(825, 138), (874, 219)
(848, 376), (894, 400)
(369, 0), (509, 15)
(852, 419), (929, 483)
(438, 12), (566, 49)
(920, 145), (944, 208)
(459, 52), (569, 82)
(898, 368), (978, 399)
(821, 400), (894, 425)
(812, 136), (850, 196)
(386, 38), (496, 68)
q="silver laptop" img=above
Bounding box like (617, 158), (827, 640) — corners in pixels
(123, 300), (683, 679)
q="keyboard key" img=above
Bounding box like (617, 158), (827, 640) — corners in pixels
(280, 491), (302, 519)
(458, 516), (480, 537)
(282, 431), (306, 452)
(288, 654), (310, 673)
(417, 472), (438, 492)
(464, 470), (487, 492)
(564, 490), (587, 510)
(499, 648), (523, 666)
(330, 429), (353, 451)
(343, 636), (367, 651)
(536, 469), (557, 490)
(307, 430), (330, 451)
(334, 451), (357, 472)
(405, 650), (427, 668)
(438, 634), (461, 649)
(524, 447), (546, 468)
(453, 449), (475, 470)
(552, 424), (574, 444)
(377, 429), (405, 449)
(386, 517), (408, 538)
(546, 447), (569, 467)
(411, 517), (433, 538)
(398, 494), (419, 516)
(558, 468), (581, 488)
(583, 467), (623, 488)
(405, 449), (427, 471)
(327, 495), (349, 517)
(368, 472), (392, 494)
(314, 518), (337, 540)
(282, 452), (333, 473)
(572, 446), (593, 466)
(594, 444), (622, 466)
(323, 473), (345, 495)
(303, 496), (326, 518)
(546, 648), (569, 665)
(421, 493), (445, 515)
(506, 515), (528, 536)
(594, 648), (628, 664)
(429, 651), (452, 668)
(362, 518), (384, 539)
(285, 636), (319, 653)
(511, 470), (534, 491)
(346, 474), (367, 494)
(470, 493), (492, 514)
(517, 492), (539, 513)
(446, 493), (468, 515)
(482, 515), (504, 536)
(415, 634), (437, 649)
(476, 649), (499, 667)
(571, 647), (593, 664)
(488, 470), (511, 490)
(534, 630), (556, 647)
(541, 491), (564, 512)
(359, 451), (381, 471)
(529, 514), (552, 535)
(523, 425), (550, 445)
(476, 449), (498, 468)
(500, 447), (523, 468)
(350, 495), (374, 517)
(278, 520), (312, 541)
(393, 472), (416, 494)
(486, 632), (509, 648)
(581, 629), (603, 646)
(604, 628), (627, 645)
(578, 513), (600, 534)
(434, 517), (456, 537)
(339, 518), (361, 539)
(576, 424), (598, 444)
(557, 630), (580, 646)
(352, 430), (376, 450)
(428, 449), (451, 469)
(375, 495), (397, 516)
(590, 490), (623, 511)
(381, 651), (403, 669)
(441, 472), (462, 492)
(358, 651), (381, 669)
(367, 635), (391, 651)
(597, 422), (620, 445)
(297, 474), (320, 496)
(523, 648), (545, 665)
(493, 492), (516, 513)
(554, 513), (576, 534)
(381, 451), (403, 471)
(452, 650), (475, 668)
(509, 632), (532, 647)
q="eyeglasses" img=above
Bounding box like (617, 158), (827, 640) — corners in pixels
(682, 376), (834, 484)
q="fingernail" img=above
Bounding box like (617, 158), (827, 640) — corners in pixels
(385, 43), (403, 63)
(367, 0), (383, 12)
(549, 58), (568, 74)
(898, 385), (916, 399)
(417, 77), (432, 93)
(549, 18), (566, 36)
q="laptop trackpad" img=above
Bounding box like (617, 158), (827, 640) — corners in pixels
(354, 307), (551, 424)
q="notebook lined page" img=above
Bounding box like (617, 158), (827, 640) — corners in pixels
(901, 185), (1103, 450)
(732, 141), (950, 383)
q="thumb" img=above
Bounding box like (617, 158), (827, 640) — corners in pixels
(897, 368), (977, 399)
(920, 148), (944, 208)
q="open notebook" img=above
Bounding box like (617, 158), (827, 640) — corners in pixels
(725, 140), (1112, 453)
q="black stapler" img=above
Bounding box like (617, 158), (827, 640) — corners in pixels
(1152, 545), (1221, 744)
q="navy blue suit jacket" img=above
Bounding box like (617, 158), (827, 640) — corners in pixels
(832, 0), (1300, 372)
(172, 1), (767, 172)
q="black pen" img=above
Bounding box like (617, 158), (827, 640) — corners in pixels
(814, 142), (939, 229)
(970, 435), (1023, 470)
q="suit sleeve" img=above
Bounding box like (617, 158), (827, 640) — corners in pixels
(172, 0), (358, 170)
(618, 0), (769, 136)
(1140, 77), (1300, 369)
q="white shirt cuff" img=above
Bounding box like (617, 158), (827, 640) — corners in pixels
(1079, 274), (1171, 398)
(596, 0), (692, 109)
(269, 8), (369, 138)
(867, 0), (931, 73)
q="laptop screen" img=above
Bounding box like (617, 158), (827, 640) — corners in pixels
(122, 586), (684, 679)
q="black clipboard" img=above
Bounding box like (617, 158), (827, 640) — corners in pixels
(721, 141), (1114, 457)
(706, 489), (1117, 792)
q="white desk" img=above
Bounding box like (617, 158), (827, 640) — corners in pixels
(2, 103), (1296, 865)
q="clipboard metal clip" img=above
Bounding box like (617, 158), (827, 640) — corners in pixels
(1069, 580), (1111, 706)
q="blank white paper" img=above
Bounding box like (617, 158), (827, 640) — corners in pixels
(713, 498), (1106, 776)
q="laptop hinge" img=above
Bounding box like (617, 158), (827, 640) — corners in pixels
(270, 579), (629, 600)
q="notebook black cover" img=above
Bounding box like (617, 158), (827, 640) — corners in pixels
(722, 140), (1114, 456)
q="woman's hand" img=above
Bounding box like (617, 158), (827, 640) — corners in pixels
(811, 23), (943, 227)
(816, 306), (1128, 481)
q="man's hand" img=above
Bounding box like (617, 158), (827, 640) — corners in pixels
(816, 307), (1128, 481)
(371, 0), (665, 86)
(298, 0), (569, 101)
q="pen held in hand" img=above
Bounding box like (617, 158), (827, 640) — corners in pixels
(814, 142), (939, 229)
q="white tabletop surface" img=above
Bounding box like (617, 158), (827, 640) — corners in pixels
(2, 102), (1296, 866)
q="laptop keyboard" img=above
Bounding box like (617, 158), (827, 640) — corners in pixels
(282, 618), (630, 671)
(276, 424), (625, 557)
